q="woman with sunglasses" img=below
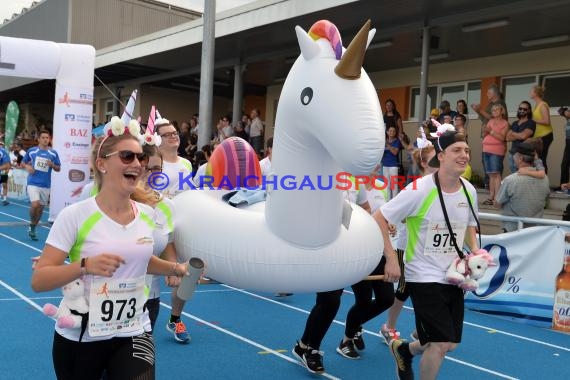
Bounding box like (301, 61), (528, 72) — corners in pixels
(31, 117), (189, 380)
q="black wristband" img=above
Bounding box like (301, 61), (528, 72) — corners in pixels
(80, 257), (87, 275)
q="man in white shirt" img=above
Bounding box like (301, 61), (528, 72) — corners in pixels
(375, 130), (480, 380)
(156, 120), (193, 198)
(249, 109), (264, 155)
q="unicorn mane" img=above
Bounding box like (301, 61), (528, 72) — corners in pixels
(308, 20), (343, 59)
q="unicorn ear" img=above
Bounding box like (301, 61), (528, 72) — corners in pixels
(366, 28), (376, 50)
(295, 25), (320, 61)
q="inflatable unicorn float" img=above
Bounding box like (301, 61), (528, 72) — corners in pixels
(174, 20), (385, 292)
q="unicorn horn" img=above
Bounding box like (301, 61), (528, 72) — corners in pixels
(335, 19), (370, 79)
(146, 105), (156, 135)
(121, 89), (138, 125)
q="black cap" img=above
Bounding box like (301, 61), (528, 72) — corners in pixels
(509, 142), (535, 157)
(428, 130), (463, 168)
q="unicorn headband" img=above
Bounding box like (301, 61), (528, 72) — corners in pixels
(96, 116), (144, 160)
(429, 118), (456, 151)
(96, 89), (145, 159)
(142, 105), (162, 147)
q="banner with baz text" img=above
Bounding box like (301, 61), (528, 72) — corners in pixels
(49, 85), (92, 221)
(465, 226), (567, 328)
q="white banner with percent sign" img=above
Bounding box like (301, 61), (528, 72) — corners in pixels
(464, 225), (568, 328)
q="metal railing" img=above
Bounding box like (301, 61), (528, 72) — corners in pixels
(478, 212), (570, 231)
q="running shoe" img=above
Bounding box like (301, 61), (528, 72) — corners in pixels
(353, 328), (365, 350)
(390, 339), (414, 380)
(336, 339), (360, 359)
(28, 226), (38, 241)
(292, 341), (325, 374)
(380, 323), (401, 345)
(2, 200), (8, 206)
(166, 320), (190, 343)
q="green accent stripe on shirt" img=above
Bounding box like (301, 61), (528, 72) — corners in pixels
(405, 188), (438, 263)
(139, 211), (155, 230)
(156, 200), (173, 232)
(69, 211), (103, 262)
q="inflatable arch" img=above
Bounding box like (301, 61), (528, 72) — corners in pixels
(0, 36), (95, 219)
(174, 20), (386, 292)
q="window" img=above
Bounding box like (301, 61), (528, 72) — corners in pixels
(410, 86), (437, 120)
(441, 85), (465, 111)
(92, 103), (97, 125)
(502, 76), (535, 117)
(466, 82), (481, 118)
(409, 81), (480, 120)
(541, 73), (570, 109)
(104, 99), (114, 122)
(502, 72), (570, 116)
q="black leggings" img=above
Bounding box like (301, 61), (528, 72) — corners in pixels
(344, 256), (395, 337)
(540, 133), (553, 174)
(300, 289), (344, 350)
(53, 331), (155, 380)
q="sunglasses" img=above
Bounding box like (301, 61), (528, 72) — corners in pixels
(518, 107), (530, 111)
(145, 166), (163, 173)
(104, 150), (146, 164)
(160, 131), (179, 138)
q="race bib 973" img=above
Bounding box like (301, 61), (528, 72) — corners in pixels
(88, 276), (146, 337)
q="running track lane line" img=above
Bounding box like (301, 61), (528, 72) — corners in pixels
(0, 232), (340, 379)
(0, 279), (44, 314)
(0, 210), (51, 230)
(221, 284), (520, 380)
(159, 301), (342, 380)
(343, 289), (570, 353)
(0, 231), (42, 252)
(7, 199), (50, 215)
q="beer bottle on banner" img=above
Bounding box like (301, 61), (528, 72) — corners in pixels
(553, 234), (570, 332)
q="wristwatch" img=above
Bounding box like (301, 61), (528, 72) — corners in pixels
(80, 257), (88, 275)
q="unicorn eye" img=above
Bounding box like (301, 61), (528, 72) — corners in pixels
(300, 87), (313, 105)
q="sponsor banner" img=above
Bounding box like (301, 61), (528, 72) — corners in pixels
(7, 168), (28, 200)
(50, 84), (92, 220)
(465, 226), (567, 328)
(4, 101), (19, 147)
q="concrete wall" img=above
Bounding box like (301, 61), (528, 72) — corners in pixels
(71, 0), (200, 50)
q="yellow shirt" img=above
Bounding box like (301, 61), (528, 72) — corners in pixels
(533, 101), (552, 137)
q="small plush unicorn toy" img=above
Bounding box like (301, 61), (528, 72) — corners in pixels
(43, 278), (88, 329)
(446, 249), (496, 291)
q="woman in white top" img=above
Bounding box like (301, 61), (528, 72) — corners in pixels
(32, 117), (189, 380)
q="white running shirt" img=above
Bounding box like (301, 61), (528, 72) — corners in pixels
(380, 174), (478, 283)
(46, 197), (155, 341)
